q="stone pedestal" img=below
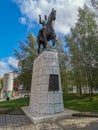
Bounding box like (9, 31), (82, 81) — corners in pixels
(22, 50), (79, 123)
(29, 50), (64, 114)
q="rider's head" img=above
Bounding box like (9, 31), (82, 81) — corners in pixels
(44, 15), (47, 20)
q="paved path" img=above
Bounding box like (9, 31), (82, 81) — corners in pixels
(0, 114), (98, 130)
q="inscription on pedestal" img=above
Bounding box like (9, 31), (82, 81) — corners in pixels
(48, 74), (59, 91)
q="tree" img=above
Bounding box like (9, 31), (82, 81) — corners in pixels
(14, 33), (37, 91)
(56, 37), (69, 95)
(65, 5), (98, 100)
(0, 78), (3, 91)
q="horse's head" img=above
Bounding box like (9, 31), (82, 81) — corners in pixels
(48, 9), (56, 23)
(51, 9), (56, 21)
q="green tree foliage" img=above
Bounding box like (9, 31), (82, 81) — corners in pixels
(0, 78), (3, 90)
(56, 37), (67, 70)
(14, 33), (37, 91)
(65, 5), (98, 100)
(56, 37), (69, 95)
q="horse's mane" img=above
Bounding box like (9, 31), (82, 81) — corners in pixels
(47, 14), (51, 25)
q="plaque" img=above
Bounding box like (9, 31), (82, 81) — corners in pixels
(48, 74), (59, 91)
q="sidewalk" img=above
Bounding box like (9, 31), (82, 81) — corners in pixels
(0, 98), (98, 129)
(0, 114), (98, 130)
(0, 98), (6, 102)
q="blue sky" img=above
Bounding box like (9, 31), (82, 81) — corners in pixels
(0, 0), (39, 58)
(0, 0), (26, 58)
(0, 0), (90, 77)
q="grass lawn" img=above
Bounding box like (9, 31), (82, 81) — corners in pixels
(0, 94), (98, 112)
(0, 98), (29, 110)
(63, 94), (98, 112)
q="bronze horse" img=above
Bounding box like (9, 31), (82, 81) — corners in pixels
(37, 9), (56, 54)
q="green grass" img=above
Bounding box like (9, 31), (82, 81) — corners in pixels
(0, 98), (29, 110)
(63, 94), (98, 112)
(0, 94), (98, 112)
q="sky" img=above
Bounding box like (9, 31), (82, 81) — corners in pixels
(0, 0), (91, 77)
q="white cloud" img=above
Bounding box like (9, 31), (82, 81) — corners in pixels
(19, 17), (26, 25)
(0, 61), (10, 77)
(7, 57), (19, 68)
(13, 0), (91, 34)
(0, 57), (18, 77)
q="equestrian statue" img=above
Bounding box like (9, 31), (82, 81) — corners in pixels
(37, 8), (56, 54)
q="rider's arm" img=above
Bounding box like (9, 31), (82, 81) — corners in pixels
(39, 15), (43, 24)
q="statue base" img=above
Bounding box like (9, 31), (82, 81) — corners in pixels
(30, 50), (64, 114)
(22, 50), (79, 123)
(22, 107), (79, 124)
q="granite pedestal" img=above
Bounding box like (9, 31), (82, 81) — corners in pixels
(22, 50), (78, 123)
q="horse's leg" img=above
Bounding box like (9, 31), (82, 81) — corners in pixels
(37, 30), (43, 54)
(37, 42), (40, 54)
(37, 36), (41, 54)
(43, 42), (46, 49)
(43, 30), (48, 49)
(52, 33), (56, 46)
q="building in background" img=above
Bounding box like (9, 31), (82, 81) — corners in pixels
(3, 73), (14, 99)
